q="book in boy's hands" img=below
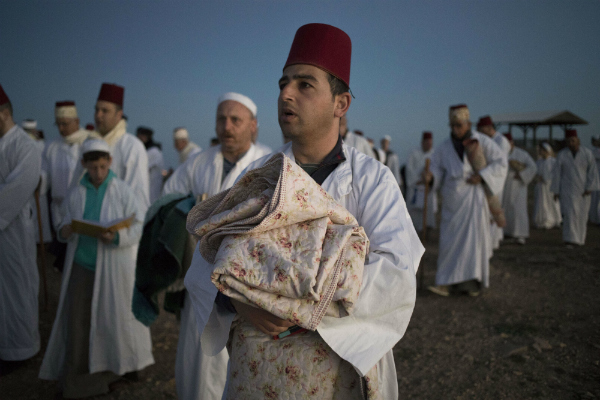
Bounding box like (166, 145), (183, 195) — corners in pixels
(71, 214), (135, 237)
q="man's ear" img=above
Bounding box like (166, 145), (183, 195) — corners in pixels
(116, 109), (124, 120)
(333, 92), (351, 118)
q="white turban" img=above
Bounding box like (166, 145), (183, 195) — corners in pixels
(383, 135), (392, 142)
(55, 103), (78, 119)
(81, 138), (111, 156)
(22, 119), (37, 130)
(218, 92), (257, 118)
(173, 128), (189, 140)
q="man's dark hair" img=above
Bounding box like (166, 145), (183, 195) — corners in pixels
(83, 151), (110, 162)
(327, 73), (350, 98)
(0, 101), (13, 117)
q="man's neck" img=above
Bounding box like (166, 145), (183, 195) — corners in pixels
(292, 133), (339, 164)
(222, 145), (251, 164)
(0, 121), (15, 138)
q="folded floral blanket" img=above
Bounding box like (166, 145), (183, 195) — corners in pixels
(463, 138), (507, 228)
(186, 153), (369, 330)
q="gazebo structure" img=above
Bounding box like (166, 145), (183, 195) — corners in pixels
(490, 110), (588, 146)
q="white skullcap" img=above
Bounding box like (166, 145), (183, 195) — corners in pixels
(542, 142), (552, 153)
(218, 92), (257, 117)
(55, 101), (78, 119)
(383, 135), (392, 142)
(22, 119), (37, 130)
(173, 128), (189, 140)
(81, 138), (110, 156)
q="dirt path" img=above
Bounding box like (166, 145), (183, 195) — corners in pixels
(2, 225), (599, 399)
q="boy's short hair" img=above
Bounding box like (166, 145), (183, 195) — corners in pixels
(83, 151), (111, 162)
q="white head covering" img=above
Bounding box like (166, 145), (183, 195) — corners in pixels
(81, 138), (111, 156)
(173, 128), (189, 140)
(22, 119), (37, 130)
(55, 102), (78, 119)
(541, 142), (552, 153)
(383, 135), (392, 142)
(218, 92), (257, 118)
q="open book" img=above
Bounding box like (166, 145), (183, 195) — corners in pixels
(71, 214), (135, 237)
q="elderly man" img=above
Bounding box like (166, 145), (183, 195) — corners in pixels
(44, 101), (89, 232)
(381, 134), (402, 186)
(184, 23), (423, 399)
(173, 127), (201, 164)
(406, 131), (437, 231)
(427, 105), (507, 297)
(136, 126), (164, 204)
(501, 133), (537, 245)
(551, 129), (600, 247)
(339, 115), (375, 158)
(163, 92), (265, 400)
(0, 84), (42, 374)
(477, 115), (511, 249)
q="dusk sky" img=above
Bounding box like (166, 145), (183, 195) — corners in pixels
(2, 0), (599, 168)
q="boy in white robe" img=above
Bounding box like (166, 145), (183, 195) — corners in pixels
(39, 139), (154, 398)
(136, 126), (165, 204)
(0, 84), (42, 375)
(501, 133), (537, 244)
(551, 129), (600, 247)
(533, 142), (561, 229)
(406, 131), (437, 231)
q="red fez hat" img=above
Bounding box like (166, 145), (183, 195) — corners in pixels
(504, 132), (513, 142)
(97, 83), (124, 107)
(477, 115), (493, 128)
(565, 129), (577, 138)
(55, 101), (75, 107)
(284, 23), (352, 87)
(0, 84), (9, 106)
(85, 124), (95, 131)
(450, 104), (468, 111)
(422, 131), (433, 140)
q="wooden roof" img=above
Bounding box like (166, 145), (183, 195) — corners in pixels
(490, 110), (587, 126)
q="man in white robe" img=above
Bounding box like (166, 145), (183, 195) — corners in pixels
(589, 136), (600, 225)
(136, 126), (165, 204)
(427, 105), (507, 297)
(551, 129), (600, 247)
(533, 142), (561, 229)
(0, 84), (42, 373)
(382, 135), (403, 186)
(406, 131), (437, 231)
(339, 115), (375, 158)
(71, 83), (150, 216)
(184, 23), (424, 398)
(44, 101), (89, 232)
(501, 133), (537, 244)
(174, 127), (201, 165)
(163, 92), (264, 400)
(477, 115), (511, 249)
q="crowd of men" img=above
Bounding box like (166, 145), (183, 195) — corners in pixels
(1, 22), (600, 400)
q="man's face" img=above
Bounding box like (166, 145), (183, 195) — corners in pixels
(479, 125), (494, 138)
(422, 138), (433, 152)
(94, 100), (122, 135)
(215, 100), (256, 157)
(451, 120), (471, 139)
(136, 133), (149, 144)
(381, 138), (390, 151)
(83, 156), (112, 188)
(174, 138), (188, 152)
(566, 136), (580, 152)
(278, 64), (337, 144)
(55, 117), (80, 137)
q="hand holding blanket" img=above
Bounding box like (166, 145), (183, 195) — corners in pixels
(186, 153), (369, 331)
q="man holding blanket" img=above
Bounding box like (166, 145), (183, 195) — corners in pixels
(184, 23), (424, 399)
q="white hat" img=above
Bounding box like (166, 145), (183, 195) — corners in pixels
(22, 119), (37, 130)
(173, 127), (189, 140)
(81, 138), (110, 156)
(383, 135), (392, 142)
(218, 92), (257, 117)
(541, 142), (552, 153)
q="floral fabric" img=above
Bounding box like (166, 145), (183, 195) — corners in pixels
(186, 152), (369, 330)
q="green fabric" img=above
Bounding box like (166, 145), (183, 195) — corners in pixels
(133, 193), (194, 326)
(296, 162), (320, 175)
(73, 170), (116, 271)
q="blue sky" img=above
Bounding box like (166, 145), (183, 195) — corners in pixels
(2, 0), (599, 168)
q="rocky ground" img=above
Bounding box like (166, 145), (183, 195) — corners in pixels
(1, 224), (599, 399)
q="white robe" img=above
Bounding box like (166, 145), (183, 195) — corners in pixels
(43, 132), (85, 230)
(179, 141), (202, 165)
(502, 147), (537, 239)
(551, 146), (600, 245)
(147, 146), (165, 205)
(184, 143), (424, 399)
(533, 157), (562, 229)
(405, 147), (438, 231)
(163, 144), (264, 400)
(31, 139), (52, 243)
(430, 132), (508, 287)
(253, 141), (273, 158)
(589, 146), (600, 224)
(0, 125), (42, 361)
(342, 130), (375, 158)
(490, 132), (511, 249)
(39, 176), (154, 380)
